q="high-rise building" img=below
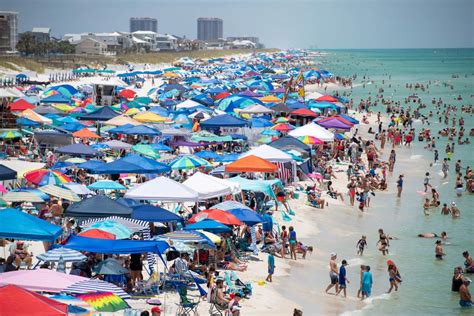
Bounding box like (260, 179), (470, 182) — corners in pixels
(130, 17), (158, 33)
(0, 11), (18, 52)
(197, 17), (223, 42)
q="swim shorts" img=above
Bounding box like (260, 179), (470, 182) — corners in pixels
(330, 272), (338, 284)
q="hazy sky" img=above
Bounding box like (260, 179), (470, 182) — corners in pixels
(2, 0), (473, 48)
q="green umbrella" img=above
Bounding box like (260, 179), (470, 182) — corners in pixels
(131, 144), (161, 159)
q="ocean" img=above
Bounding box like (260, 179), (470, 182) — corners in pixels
(279, 49), (474, 315)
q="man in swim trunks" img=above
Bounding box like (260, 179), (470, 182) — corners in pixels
(463, 251), (474, 273)
(325, 252), (339, 294)
(435, 240), (446, 260)
(459, 279), (473, 307)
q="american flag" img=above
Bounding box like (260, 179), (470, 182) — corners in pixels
(276, 162), (292, 184)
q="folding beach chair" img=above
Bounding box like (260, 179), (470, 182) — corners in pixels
(208, 285), (227, 316)
(173, 282), (200, 316)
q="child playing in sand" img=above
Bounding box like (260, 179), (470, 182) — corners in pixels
(356, 236), (367, 256)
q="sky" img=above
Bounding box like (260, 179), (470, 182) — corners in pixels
(2, 0), (473, 49)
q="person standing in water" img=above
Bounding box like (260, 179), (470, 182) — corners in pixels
(435, 240), (446, 260)
(387, 262), (399, 293)
(396, 174), (404, 198)
(459, 279), (473, 307)
(356, 235), (367, 256)
(361, 266), (373, 300)
(442, 158), (449, 178)
(336, 260), (349, 298)
(325, 253), (339, 294)
(389, 149), (396, 172)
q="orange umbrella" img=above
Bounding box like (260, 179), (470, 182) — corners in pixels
(72, 128), (101, 139)
(225, 155), (278, 173)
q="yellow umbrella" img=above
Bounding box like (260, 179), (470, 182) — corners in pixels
(104, 115), (141, 126)
(20, 109), (52, 124)
(125, 108), (140, 115)
(52, 103), (74, 112)
(197, 230), (221, 244)
(134, 111), (170, 123)
(163, 72), (180, 78)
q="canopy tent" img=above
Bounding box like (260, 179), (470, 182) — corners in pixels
(0, 160), (45, 178)
(269, 135), (310, 155)
(19, 109), (52, 124)
(133, 112), (170, 123)
(125, 176), (199, 202)
(290, 108), (319, 118)
(41, 94), (71, 104)
(72, 128), (101, 139)
(0, 208), (62, 241)
(78, 106), (120, 121)
(288, 122), (334, 142)
(76, 160), (106, 171)
(317, 117), (353, 130)
(121, 125), (161, 136)
(56, 143), (101, 157)
(65, 195), (132, 218)
(200, 114), (249, 129)
(0, 269), (85, 293)
(0, 164), (17, 180)
(239, 103), (274, 114)
(240, 144), (293, 162)
(131, 204), (183, 222)
(0, 285), (68, 316)
(104, 114), (141, 126)
(91, 154), (170, 174)
(102, 139), (132, 150)
(63, 235), (169, 256)
(228, 176), (282, 199)
(8, 99), (36, 111)
(184, 219), (232, 234)
(225, 155), (278, 173)
(183, 172), (234, 200)
(88, 180), (126, 190)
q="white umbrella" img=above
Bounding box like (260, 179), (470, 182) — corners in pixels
(39, 184), (81, 202)
(37, 247), (87, 263)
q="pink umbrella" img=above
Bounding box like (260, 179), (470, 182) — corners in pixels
(307, 172), (323, 180)
(0, 269), (86, 293)
(0, 183), (7, 194)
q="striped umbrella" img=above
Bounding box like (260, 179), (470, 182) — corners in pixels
(24, 169), (72, 186)
(83, 220), (131, 239)
(2, 191), (44, 202)
(64, 279), (131, 299)
(271, 122), (295, 131)
(37, 247), (86, 262)
(0, 131), (22, 139)
(297, 136), (323, 145)
(169, 155), (210, 170)
(39, 184), (81, 202)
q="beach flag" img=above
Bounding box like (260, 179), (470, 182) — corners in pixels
(296, 71), (305, 101)
(282, 76), (293, 103)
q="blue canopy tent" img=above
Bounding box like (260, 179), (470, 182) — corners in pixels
(56, 143), (101, 157)
(77, 160), (106, 170)
(90, 154), (170, 174)
(78, 106), (120, 121)
(339, 114), (359, 124)
(250, 118), (273, 128)
(58, 122), (86, 132)
(65, 195), (133, 218)
(194, 150), (221, 160)
(0, 208), (62, 241)
(184, 219), (231, 234)
(200, 114), (249, 129)
(122, 125), (161, 136)
(131, 204), (183, 222)
(16, 117), (41, 127)
(63, 235), (169, 257)
(108, 124), (135, 134)
(0, 164), (17, 180)
(116, 197), (142, 208)
(150, 143), (172, 151)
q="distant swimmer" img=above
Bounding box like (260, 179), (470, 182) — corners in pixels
(435, 240), (446, 260)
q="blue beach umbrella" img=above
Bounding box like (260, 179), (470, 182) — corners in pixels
(184, 219), (232, 234)
(88, 180), (126, 190)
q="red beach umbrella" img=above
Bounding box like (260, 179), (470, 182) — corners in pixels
(188, 209), (243, 226)
(316, 95), (338, 102)
(118, 89), (136, 99)
(78, 229), (116, 240)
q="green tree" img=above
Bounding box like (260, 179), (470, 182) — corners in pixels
(16, 33), (36, 55)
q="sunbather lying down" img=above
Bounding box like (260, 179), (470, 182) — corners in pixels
(224, 261), (247, 272)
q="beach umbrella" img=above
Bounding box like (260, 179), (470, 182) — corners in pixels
(74, 292), (129, 312)
(197, 230), (222, 244)
(260, 95), (282, 103)
(225, 155), (278, 173)
(37, 247), (87, 263)
(169, 155), (209, 170)
(39, 184), (81, 202)
(212, 201), (264, 226)
(184, 219), (232, 233)
(72, 128), (101, 139)
(156, 230), (216, 249)
(48, 294), (96, 314)
(274, 117), (289, 123)
(24, 169), (72, 186)
(297, 136), (323, 145)
(93, 258), (129, 275)
(257, 136), (276, 143)
(272, 122), (295, 131)
(67, 278), (131, 298)
(118, 89), (136, 99)
(150, 143), (172, 151)
(87, 180), (126, 191)
(65, 158), (87, 164)
(83, 220), (131, 239)
(8, 99), (36, 111)
(216, 153), (240, 163)
(2, 191), (45, 203)
(0, 130), (22, 139)
(131, 144), (161, 159)
(78, 229), (116, 240)
(290, 108), (319, 118)
(261, 129), (280, 136)
(188, 209), (242, 226)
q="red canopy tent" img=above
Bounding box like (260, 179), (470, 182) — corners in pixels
(0, 284), (68, 316)
(8, 99), (36, 111)
(290, 108), (319, 118)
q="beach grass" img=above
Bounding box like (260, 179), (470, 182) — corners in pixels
(0, 57), (45, 73)
(0, 49), (278, 73)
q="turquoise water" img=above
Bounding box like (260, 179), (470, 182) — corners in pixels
(285, 49), (474, 315)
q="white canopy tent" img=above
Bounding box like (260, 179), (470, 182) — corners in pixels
(240, 144), (293, 162)
(176, 99), (202, 110)
(183, 172), (235, 200)
(288, 122), (334, 142)
(103, 140), (132, 150)
(0, 160), (45, 178)
(124, 176), (199, 202)
(238, 104), (274, 114)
